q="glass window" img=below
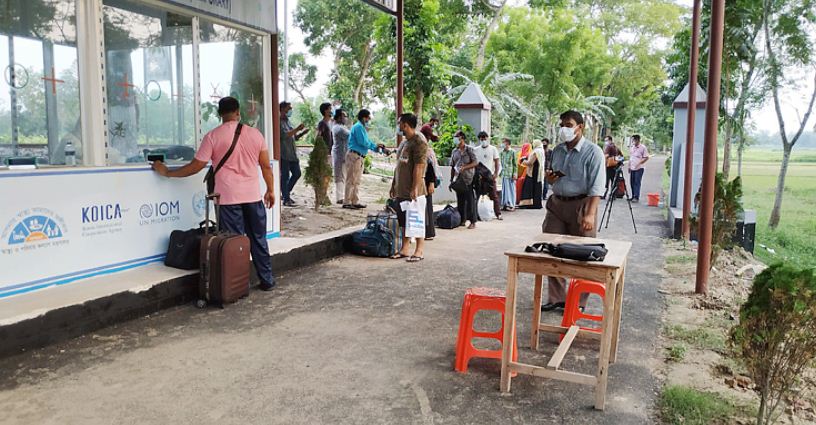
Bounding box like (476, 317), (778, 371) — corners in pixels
(102, 0), (194, 165)
(0, 0), (82, 166)
(199, 21), (265, 136)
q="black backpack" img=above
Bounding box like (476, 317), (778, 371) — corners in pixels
(434, 204), (462, 229)
(348, 220), (395, 258)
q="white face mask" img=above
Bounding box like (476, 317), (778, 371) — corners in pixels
(559, 126), (576, 143)
(480, 139), (489, 147)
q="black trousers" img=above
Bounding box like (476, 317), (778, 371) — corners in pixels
(425, 192), (435, 238)
(456, 188), (477, 225)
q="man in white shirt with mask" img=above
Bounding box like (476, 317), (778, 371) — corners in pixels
(540, 110), (605, 312)
(473, 131), (502, 220)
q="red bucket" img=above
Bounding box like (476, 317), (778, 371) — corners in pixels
(647, 193), (660, 207)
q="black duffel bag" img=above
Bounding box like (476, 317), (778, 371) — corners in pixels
(434, 204), (461, 229)
(525, 242), (608, 262)
(164, 220), (216, 270)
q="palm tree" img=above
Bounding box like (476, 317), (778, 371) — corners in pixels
(445, 57), (535, 124)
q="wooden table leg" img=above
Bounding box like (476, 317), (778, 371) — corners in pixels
(531, 274), (543, 351)
(594, 272), (618, 410)
(500, 258), (519, 394)
(610, 263), (626, 364)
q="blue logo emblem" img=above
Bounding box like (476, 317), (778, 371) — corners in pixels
(139, 204), (153, 219)
(192, 191), (207, 217)
(5, 209), (66, 245)
(82, 204), (123, 223)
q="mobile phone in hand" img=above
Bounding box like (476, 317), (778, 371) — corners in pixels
(552, 170), (566, 178)
(147, 153), (165, 162)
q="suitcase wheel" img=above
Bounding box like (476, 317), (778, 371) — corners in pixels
(195, 299), (208, 309)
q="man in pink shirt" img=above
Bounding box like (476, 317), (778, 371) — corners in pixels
(628, 134), (649, 202)
(151, 97), (277, 290)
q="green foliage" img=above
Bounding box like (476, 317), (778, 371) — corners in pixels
(660, 385), (738, 425)
(691, 173), (744, 266)
(731, 264), (816, 425)
(666, 343), (687, 362)
(431, 105), (474, 162)
(665, 324), (726, 352)
(363, 155), (372, 174)
(304, 132), (332, 209)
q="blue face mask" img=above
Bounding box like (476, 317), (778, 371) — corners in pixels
(286, 110), (293, 118)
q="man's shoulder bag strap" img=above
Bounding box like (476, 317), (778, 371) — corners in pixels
(204, 123), (243, 194)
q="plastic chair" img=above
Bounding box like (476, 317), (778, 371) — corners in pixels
(455, 287), (518, 373)
(560, 279), (606, 341)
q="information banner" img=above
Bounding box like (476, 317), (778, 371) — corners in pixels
(164, 0), (276, 33)
(0, 166), (279, 298)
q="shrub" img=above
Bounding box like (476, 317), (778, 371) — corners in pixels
(730, 263), (816, 425)
(691, 173), (743, 267)
(660, 385), (737, 425)
(304, 132), (332, 210)
(432, 105), (475, 162)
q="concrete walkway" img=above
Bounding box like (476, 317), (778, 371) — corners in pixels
(0, 158), (668, 425)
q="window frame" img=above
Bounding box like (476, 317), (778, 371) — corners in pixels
(78, 0), (273, 167)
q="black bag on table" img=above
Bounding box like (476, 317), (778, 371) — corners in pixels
(434, 204), (461, 229)
(525, 242), (608, 262)
(165, 220), (216, 270)
(347, 219), (396, 258)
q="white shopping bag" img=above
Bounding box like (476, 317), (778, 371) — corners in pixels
(478, 196), (495, 221)
(400, 195), (427, 238)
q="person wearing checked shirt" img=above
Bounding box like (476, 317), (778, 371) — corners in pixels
(344, 109), (385, 209)
(540, 110), (606, 313)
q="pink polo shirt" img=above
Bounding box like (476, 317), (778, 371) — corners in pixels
(629, 143), (649, 171)
(195, 121), (267, 205)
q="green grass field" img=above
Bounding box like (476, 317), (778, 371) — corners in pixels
(737, 148), (816, 269)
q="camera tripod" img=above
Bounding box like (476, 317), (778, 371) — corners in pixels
(600, 166), (637, 233)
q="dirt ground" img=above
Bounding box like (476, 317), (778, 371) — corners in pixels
(658, 240), (816, 424)
(280, 149), (396, 238)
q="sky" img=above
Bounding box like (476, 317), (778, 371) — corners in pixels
(279, 0), (816, 136)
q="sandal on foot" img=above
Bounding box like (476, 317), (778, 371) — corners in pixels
(391, 253), (409, 259)
(406, 255), (424, 263)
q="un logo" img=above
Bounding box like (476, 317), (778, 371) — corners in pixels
(139, 204), (153, 219)
(192, 191), (207, 217)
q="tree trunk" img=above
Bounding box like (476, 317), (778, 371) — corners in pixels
(475, 0), (507, 71)
(722, 120), (732, 179)
(737, 143), (744, 177)
(768, 144), (791, 228)
(413, 85), (424, 118)
(353, 41), (374, 110)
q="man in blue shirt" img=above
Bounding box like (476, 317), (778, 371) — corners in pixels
(344, 109), (384, 209)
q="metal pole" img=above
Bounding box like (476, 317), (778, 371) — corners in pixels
(8, 36), (19, 155)
(396, 0), (404, 119)
(272, 33), (281, 161)
(695, 0), (726, 295)
(682, 0), (702, 241)
(282, 0), (289, 102)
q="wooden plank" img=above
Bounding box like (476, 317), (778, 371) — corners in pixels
(531, 275), (543, 351)
(594, 272), (618, 411)
(500, 257), (518, 394)
(610, 261), (627, 364)
(547, 325), (579, 370)
(508, 362), (597, 386)
(538, 323), (602, 341)
(516, 258), (610, 283)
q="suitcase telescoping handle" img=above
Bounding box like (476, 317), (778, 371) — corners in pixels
(205, 193), (221, 235)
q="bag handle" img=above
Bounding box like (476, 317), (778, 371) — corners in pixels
(203, 123), (243, 187)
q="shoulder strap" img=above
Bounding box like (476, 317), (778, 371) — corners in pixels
(204, 123), (243, 183)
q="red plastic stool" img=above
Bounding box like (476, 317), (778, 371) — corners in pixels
(455, 287), (518, 373)
(560, 279), (606, 341)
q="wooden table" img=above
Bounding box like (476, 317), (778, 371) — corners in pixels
(500, 233), (631, 410)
